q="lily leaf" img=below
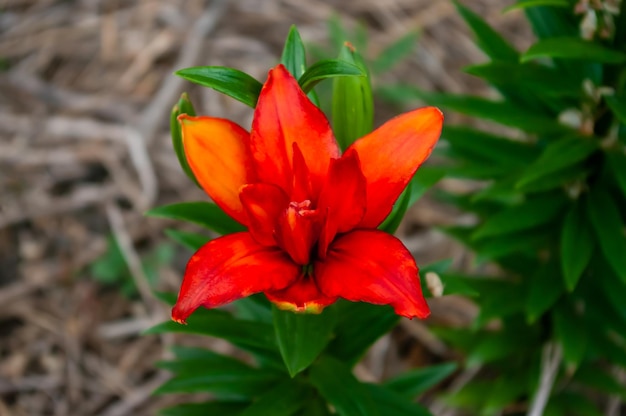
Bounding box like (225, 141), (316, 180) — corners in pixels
(170, 93), (200, 187)
(238, 380), (310, 416)
(298, 59), (364, 93)
(384, 362), (458, 397)
(553, 301), (588, 368)
(160, 402), (249, 416)
(522, 37), (626, 63)
(281, 25), (307, 79)
(503, 0), (569, 13)
(560, 202), (593, 291)
(164, 228), (210, 251)
(586, 188), (626, 283)
(515, 137), (598, 189)
(453, 0), (518, 62)
(371, 31), (419, 74)
(146, 201), (245, 235)
(176, 66), (263, 108)
(272, 305), (336, 377)
(309, 356), (376, 416)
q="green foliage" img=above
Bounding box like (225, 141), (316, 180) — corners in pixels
(383, 2), (626, 414)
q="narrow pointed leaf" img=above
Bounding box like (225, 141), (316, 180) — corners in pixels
(384, 362), (458, 397)
(586, 189), (626, 282)
(146, 201), (246, 235)
(365, 383), (433, 416)
(503, 0), (568, 13)
(272, 305), (336, 377)
(378, 181), (412, 234)
(606, 95), (626, 124)
(170, 93), (200, 186)
(606, 150), (626, 197)
(309, 356), (376, 416)
(473, 194), (567, 239)
(164, 228), (210, 251)
(453, 0), (518, 62)
(553, 302), (587, 368)
(298, 59), (364, 93)
(409, 166), (445, 206)
(176, 66), (263, 107)
(522, 38), (626, 63)
(560, 203), (593, 291)
(281, 25), (307, 79)
(238, 380), (310, 416)
(327, 302), (399, 365)
(516, 138), (597, 190)
(526, 261), (564, 322)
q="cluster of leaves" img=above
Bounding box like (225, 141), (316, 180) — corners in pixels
(147, 26), (456, 416)
(383, 0), (626, 414)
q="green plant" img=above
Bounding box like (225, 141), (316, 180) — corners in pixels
(383, 0), (626, 414)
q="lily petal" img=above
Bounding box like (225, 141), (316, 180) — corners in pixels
(240, 183), (288, 246)
(265, 277), (337, 314)
(317, 151), (366, 258)
(315, 229), (430, 319)
(348, 107), (443, 228)
(180, 115), (254, 225)
(172, 232), (300, 323)
(250, 64), (340, 195)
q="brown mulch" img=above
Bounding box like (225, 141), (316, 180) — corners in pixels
(0, 1), (529, 415)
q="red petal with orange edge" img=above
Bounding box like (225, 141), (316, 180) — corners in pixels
(180, 115), (254, 225)
(266, 277), (337, 314)
(347, 107), (443, 228)
(315, 230), (430, 319)
(317, 151), (366, 258)
(172, 232), (299, 323)
(240, 183), (288, 246)
(250, 65), (340, 196)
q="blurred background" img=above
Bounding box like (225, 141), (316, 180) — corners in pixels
(0, 1), (530, 414)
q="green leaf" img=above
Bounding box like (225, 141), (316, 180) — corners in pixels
(154, 371), (281, 397)
(281, 25), (307, 79)
(384, 362), (457, 397)
(381, 87), (563, 134)
(272, 306), (336, 377)
(365, 383), (433, 416)
(464, 61), (580, 97)
(522, 37), (626, 63)
(327, 302), (399, 365)
(586, 189), (626, 282)
(379, 181), (412, 234)
(606, 150), (626, 198)
(160, 402), (249, 416)
(442, 125), (538, 167)
(145, 309), (279, 356)
(516, 137), (598, 189)
(153, 291), (177, 306)
(467, 324), (540, 365)
(553, 301), (587, 368)
(299, 59), (365, 93)
(503, 0), (569, 13)
(409, 166), (445, 206)
(238, 380), (310, 416)
(606, 96), (626, 124)
(309, 356), (376, 416)
(453, 0), (519, 62)
(176, 66), (263, 107)
(146, 201), (245, 235)
(164, 228), (209, 251)
(372, 31), (419, 74)
(332, 43), (373, 150)
(560, 203), (593, 291)
(526, 261), (564, 322)
(170, 93), (199, 187)
(473, 194), (567, 239)
(438, 273), (480, 297)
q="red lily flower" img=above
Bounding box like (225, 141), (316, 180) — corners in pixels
(172, 64), (443, 323)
